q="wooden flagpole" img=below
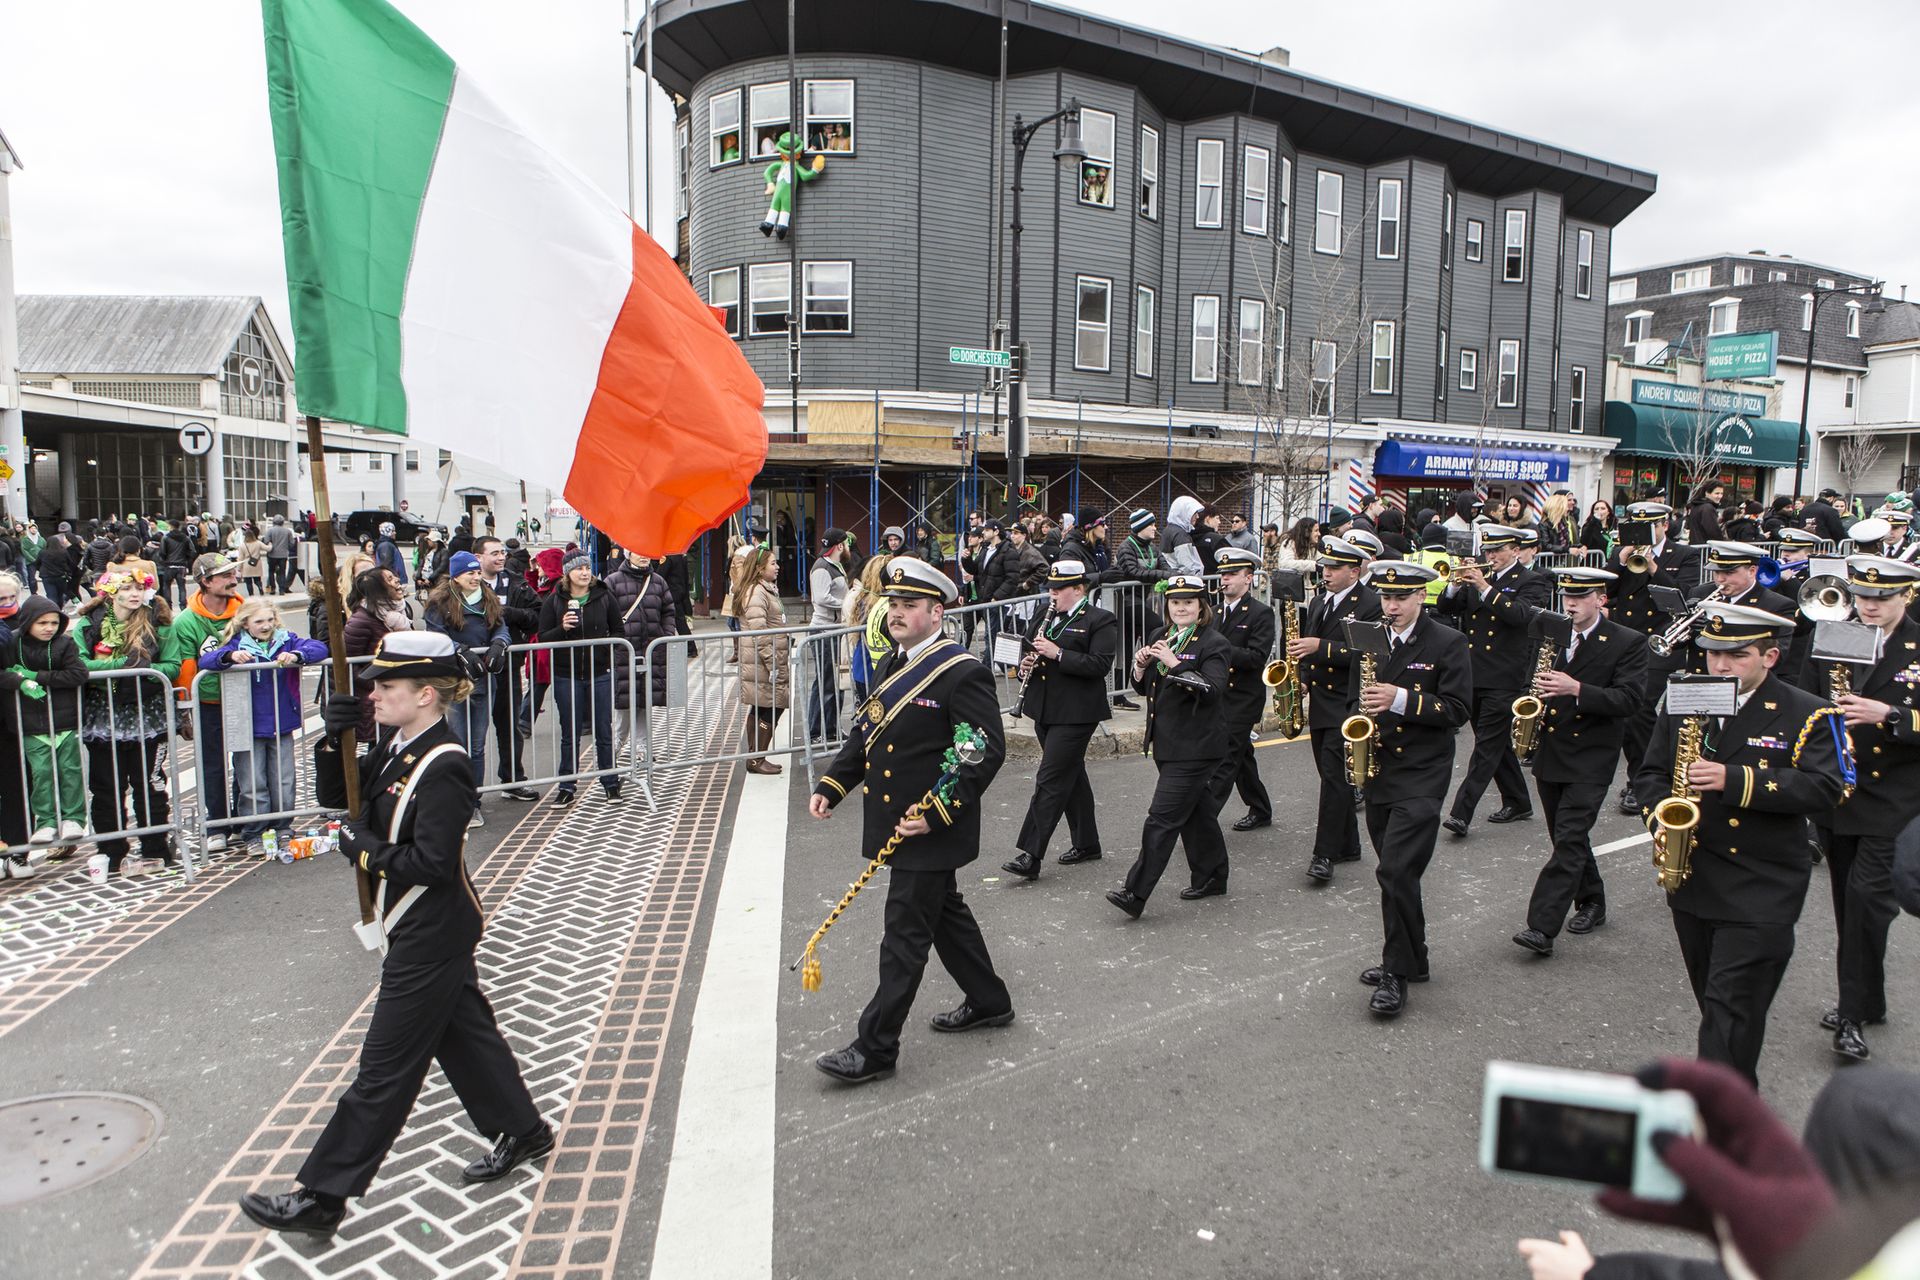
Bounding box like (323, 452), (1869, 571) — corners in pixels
(305, 414), (374, 925)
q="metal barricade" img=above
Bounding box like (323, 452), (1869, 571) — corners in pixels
(3, 667), (188, 882)
(641, 619), (815, 779)
(501, 636), (638, 804)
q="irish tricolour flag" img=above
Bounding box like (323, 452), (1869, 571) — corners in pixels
(262, 0), (765, 555)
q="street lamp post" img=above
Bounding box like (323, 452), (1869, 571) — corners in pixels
(1006, 99), (1085, 520)
(1792, 280), (1884, 502)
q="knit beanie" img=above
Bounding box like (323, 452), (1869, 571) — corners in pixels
(562, 552), (592, 578)
(1129, 508), (1155, 534)
(1077, 508), (1106, 531)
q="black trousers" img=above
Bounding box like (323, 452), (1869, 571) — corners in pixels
(489, 667), (526, 785)
(1123, 757), (1229, 899)
(1828, 833), (1899, 1023)
(1014, 720), (1101, 858)
(1367, 795), (1442, 978)
(1451, 688), (1529, 821)
(300, 953), (542, 1198)
(1621, 667), (1666, 788)
(856, 868), (1010, 1066)
(1309, 725), (1362, 863)
(1525, 777), (1608, 937)
(1208, 719), (1270, 822)
(1670, 908), (1795, 1087)
(86, 736), (171, 866)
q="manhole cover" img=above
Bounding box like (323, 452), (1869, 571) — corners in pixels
(0, 1092), (163, 1207)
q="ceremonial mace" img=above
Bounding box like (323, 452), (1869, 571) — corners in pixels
(790, 723), (988, 991)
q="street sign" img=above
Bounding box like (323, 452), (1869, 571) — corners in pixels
(1704, 331), (1778, 381)
(949, 346), (1011, 369)
(177, 422), (214, 456)
(0, 460), (13, 481)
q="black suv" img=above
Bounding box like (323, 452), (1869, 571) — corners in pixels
(340, 509), (444, 545)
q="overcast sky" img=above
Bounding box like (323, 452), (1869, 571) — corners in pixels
(6, 0), (1919, 352)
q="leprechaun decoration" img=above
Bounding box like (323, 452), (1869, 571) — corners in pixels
(760, 131), (824, 240)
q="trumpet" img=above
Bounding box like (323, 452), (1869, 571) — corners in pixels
(1435, 558), (1481, 581)
(1799, 575), (1853, 622)
(1648, 588), (1728, 657)
(1651, 716), (1705, 893)
(1341, 652), (1380, 786)
(1620, 546), (1657, 576)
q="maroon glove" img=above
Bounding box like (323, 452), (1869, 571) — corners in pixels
(1597, 1058), (1835, 1278)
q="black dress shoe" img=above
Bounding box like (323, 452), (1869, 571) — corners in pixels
(1567, 904), (1607, 934)
(1511, 928), (1554, 957)
(238, 1188), (346, 1237)
(1111, 694), (1140, 710)
(929, 1003), (1015, 1033)
(1001, 851), (1042, 880)
(814, 1044), (894, 1084)
(1307, 856), (1333, 882)
(1360, 966), (1430, 987)
(1058, 846), (1103, 865)
(1178, 877), (1227, 900)
(1442, 815), (1470, 838)
(462, 1123), (556, 1183)
(1329, 850), (1363, 864)
(1820, 1008), (1887, 1032)
(1105, 888), (1146, 919)
(501, 786), (540, 802)
(1487, 805), (1534, 824)
(1833, 1019), (1871, 1062)
(1369, 974), (1407, 1016)
(1617, 786), (1639, 815)
(1231, 813), (1271, 832)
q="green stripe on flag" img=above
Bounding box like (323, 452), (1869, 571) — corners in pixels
(262, 0), (455, 432)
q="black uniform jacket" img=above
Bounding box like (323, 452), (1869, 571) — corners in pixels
(1132, 622), (1231, 762)
(1633, 674), (1847, 925)
(1806, 617), (1920, 837)
(1437, 561), (1551, 690)
(813, 639), (1007, 872)
(1019, 599), (1117, 726)
(1531, 619), (1650, 785)
(1302, 582), (1382, 731)
(1353, 614), (1472, 805)
(1214, 594), (1277, 728)
(1684, 582), (1800, 683)
(1606, 540), (1700, 672)
(318, 718), (486, 964)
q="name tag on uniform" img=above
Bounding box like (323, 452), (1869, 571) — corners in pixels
(1406, 662), (1434, 671)
(1747, 735), (1787, 750)
(912, 697), (942, 709)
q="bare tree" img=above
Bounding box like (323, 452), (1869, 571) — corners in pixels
(1834, 431), (1886, 509)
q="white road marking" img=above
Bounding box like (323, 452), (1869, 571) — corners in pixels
(648, 714), (789, 1279)
(1594, 831), (1654, 856)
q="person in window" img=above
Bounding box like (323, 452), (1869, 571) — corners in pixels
(1080, 163), (1109, 206)
(820, 122), (851, 152)
(720, 132), (741, 163)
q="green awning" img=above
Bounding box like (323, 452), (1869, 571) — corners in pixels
(1601, 402), (1801, 468)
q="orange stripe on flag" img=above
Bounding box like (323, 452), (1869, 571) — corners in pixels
(567, 225), (767, 556)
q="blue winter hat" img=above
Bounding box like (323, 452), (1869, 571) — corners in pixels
(449, 550), (482, 577)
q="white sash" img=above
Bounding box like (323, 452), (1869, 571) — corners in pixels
(359, 742), (467, 954)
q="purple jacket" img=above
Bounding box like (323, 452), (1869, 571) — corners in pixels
(201, 631), (330, 738)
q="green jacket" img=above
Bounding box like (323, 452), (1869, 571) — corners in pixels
(19, 530), (43, 565)
(165, 590), (243, 703)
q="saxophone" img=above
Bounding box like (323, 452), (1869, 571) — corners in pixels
(1342, 652), (1380, 787)
(1510, 636), (1557, 765)
(1651, 716), (1705, 893)
(1263, 596), (1306, 739)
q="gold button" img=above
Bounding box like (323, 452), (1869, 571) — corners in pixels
(1873, 745), (1883, 755)
(1730, 847), (1739, 854)
(887, 744), (894, 753)
(1873, 770), (1882, 780)
(862, 786), (870, 795)
(883, 794), (891, 804)
(1728, 817), (1739, 828)
(884, 769), (892, 778)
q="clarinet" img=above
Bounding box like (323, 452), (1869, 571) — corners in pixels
(1009, 604), (1057, 720)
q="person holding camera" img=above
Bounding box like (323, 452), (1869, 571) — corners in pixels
(1605, 501), (1701, 815)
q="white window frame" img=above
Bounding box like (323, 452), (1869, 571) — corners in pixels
(1576, 229), (1594, 298)
(708, 267), (740, 337)
(1194, 139), (1224, 228)
(1442, 191), (1454, 269)
(1769, 269), (1788, 282)
(1624, 311), (1652, 346)
(675, 120), (690, 218)
(1191, 295), (1220, 382)
(1278, 156), (1292, 242)
(1608, 278), (1638, 303)
(1236, 298), (1266, 386)
(1846, 302), (1862, 338)
(800, 261), (852, 334)
(1370, 320), (1395, 394)
(802, 78), (855, 154)
(1242, 145), (1270, 236)
(1376, 178), (1402, 260)
(1801, 294), (1815, 331)
(1671, 266), (1712, 293)
(1458, 348), (1477, 391)
(1077, 108), (1116, 208)
(338, 453), (353, 473)
(1844, 374), (1859, 409)
(1310, 340), (1337, 416)
(1497, 339), (1521, 407)
(708, 89), (742, 167)
(748, 82), (790, 158)
(1134, 285), (1155, 378)
(404, 448), (420, 473)
(1139, 125), (1159, 220)
(1465, 218), (1484, 262)
(1733, 264), (1755, 286)
(1314, 169), (1343, 255)
(367, 453), (385, 473)
(1074, 276), (1112, 371)
(747, 262), (790, 337)
(1817, 277), (1836, 289)
(1708, 297), (1740, 336)
(1437, 326), (1448, 400)
(1503, 209), (1527, 283)
(1569, 365), (1587, 433)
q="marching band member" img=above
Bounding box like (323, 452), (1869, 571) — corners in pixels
(809, 557), (1013, 1085)
(1438, 525), (1550, 837)
(1684, 542), (1799, 684)
(1107, 574), (1232, 918)
(1513, 526), (1541, 571)
(1847, 516), (1891, 558)
(1288, 537), (1381, 883)
(1207, 547), (1276, 832)
(1878, 498), (1915, 555)
(1632, 602), (1847, 1086)
(1606, 501), (1699, 815)
(1511, 568), (1649, 957)
(1002, 559), (1118, 880)
(1802, 555), (1920, 1062)
(1354, 561), (1471, 1017)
